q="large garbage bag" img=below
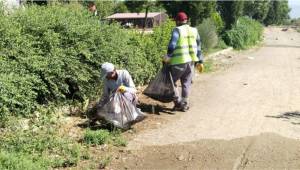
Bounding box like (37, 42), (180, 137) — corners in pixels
(97, 92), (145, 129)
(143, 65), (176, 103)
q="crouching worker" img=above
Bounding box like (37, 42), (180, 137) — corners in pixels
(93, 62), (144, 129)
(99, 62), (137, 107)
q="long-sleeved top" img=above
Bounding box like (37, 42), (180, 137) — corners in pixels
(99, 70), (136, 106)
(167, 24), (203, 63)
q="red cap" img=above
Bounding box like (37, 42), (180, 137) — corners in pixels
(176, 12), (188, 22)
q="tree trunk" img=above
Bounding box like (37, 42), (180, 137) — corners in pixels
(142, 6), (149, 34)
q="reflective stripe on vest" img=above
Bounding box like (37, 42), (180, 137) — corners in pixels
(170, 25), (199, 65)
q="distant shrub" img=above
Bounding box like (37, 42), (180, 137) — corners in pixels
(197, 18), (219, 52)
(224, 17), (263, 49)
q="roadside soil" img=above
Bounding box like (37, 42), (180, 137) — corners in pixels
(108, 27), (300, 169)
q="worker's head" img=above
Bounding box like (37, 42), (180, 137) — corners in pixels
(175, 12), (188, 26)
(101, 62), (117, 80)
(88, 2), (96, 12)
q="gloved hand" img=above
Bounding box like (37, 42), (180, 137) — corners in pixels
(162, 54), (171, 64)
(196, 63), (204, 73)
(117, 85), (126, 93)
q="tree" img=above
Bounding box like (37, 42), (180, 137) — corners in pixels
(244, 0), (270, 23)
(94, 1), (116, 19)
(264, 0), (290, 25)
(217, 1), (245, 29)
(161, 1), (217, 27)
(114, 2), (128, 13)
(81, 1), (127, 19)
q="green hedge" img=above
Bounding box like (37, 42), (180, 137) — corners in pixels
(224, 17), (263, 49)
(0, 5), (174, 120)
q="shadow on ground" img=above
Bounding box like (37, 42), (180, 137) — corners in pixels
(76, 102), (174, 131)
(265, 111), (300, 125)
(137, 103), (175, 115)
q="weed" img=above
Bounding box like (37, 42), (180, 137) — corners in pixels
(0, 151), (47, 170)
(204, 59), (215, 73)
(83, 129), (111, 145)
(0, 116), (88, 169)
(99, 156), (112, 169)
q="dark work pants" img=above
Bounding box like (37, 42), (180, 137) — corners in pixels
(170, 62), (193, 104)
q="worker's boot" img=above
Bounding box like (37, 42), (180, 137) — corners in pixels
(172, 100), (183, 111)
(172, 101), (189, 112)
(181, 101), (189, 112)
(180, 98), (189, 112)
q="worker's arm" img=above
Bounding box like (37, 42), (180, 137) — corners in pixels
(196, 33), (204, 64)
(98, 81), (110, 108)
(121, 70), (137, 94)
(167, 28), (180, 57)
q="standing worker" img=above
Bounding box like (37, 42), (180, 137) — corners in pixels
(164, 12), (204, 112)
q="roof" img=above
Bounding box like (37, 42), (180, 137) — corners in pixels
(106, 12), (164, 19)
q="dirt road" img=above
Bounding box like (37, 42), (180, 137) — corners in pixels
(110, 27), (300, 169)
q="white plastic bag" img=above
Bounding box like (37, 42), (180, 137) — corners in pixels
(97, 92), (145, 129)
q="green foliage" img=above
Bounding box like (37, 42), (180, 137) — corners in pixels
(148, 19), (176, 69)
(91, 1), (128, 19)
(197, 18), (218, 52)
(291, 18), (300, 26)
(244, 0), (270, 23)
(94, 1), (116, 19)
(203, 58), (214, 73)
(161, 1), (217, 26)
(0, 4), (171, 120)
(217, 1), (245, 29)
(0, 151), (47, 170)
(125, 19), (175, 82)
(112, 136), (128, 147)
(224, 17), (263, 49)
(211, 12), (224, 34)
(0, 1), (4, 16)
(264, 0), (290, 25)
(83, 129), (127, 147)
(216, 39), (228, 50)
(0, 116), (86, 169)
(83, 129), (110, 145)
(110, 130), (128, 147)
(114, 2), (128, 13)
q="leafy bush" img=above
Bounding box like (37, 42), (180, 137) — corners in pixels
(224, 17), (263, 49)
(0, 5), (174, 120)
(211, 12), (224, 34)
(197, 18), (219, 52)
